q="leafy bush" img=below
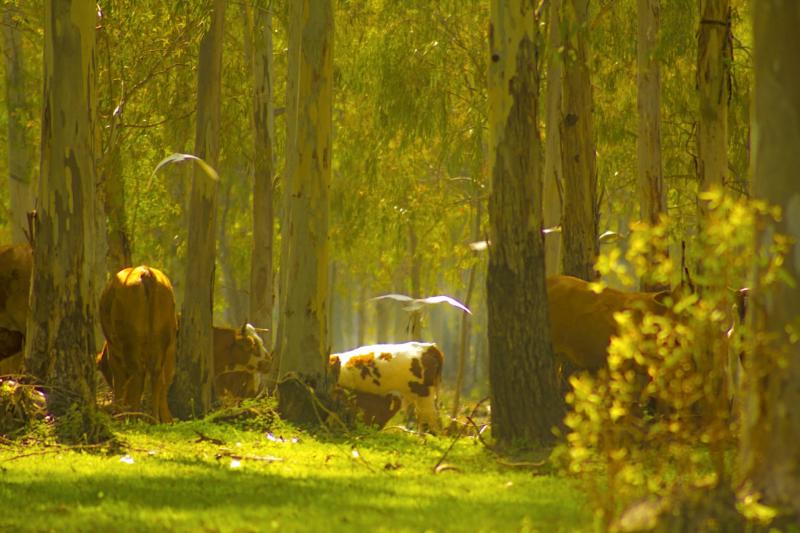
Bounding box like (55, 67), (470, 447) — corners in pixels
(559, 190), (789, 529)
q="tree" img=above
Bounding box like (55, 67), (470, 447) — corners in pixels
(740, 0), (800, 521)
(276, 0), (333, 424)
(636, 0), (666, 290)
(247, 0), (275, 347)
(96, 5), (132, 276)
(487, 0), (565, 446)
(24, 0), (104, 440)
(170, 0), (225, 419)
(636, 0), (665, 228)
(696, 0), (730, 197)
(560, 0), (598, 281)
(2, 4), (35, 244)
(543, 0), (563, 277)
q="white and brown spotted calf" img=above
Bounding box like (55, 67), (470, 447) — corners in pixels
(329, 342), (444, 431)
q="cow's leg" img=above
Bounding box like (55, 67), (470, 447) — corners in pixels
(414, 394), (441, 433)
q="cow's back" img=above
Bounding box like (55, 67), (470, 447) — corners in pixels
(546, 275), (671, 370)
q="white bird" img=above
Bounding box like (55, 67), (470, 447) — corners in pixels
(370, 293), (472, 315)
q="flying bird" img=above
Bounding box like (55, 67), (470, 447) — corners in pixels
(370, 294), (472, 315)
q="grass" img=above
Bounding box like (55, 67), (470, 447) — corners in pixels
(0, 405), (592, 533)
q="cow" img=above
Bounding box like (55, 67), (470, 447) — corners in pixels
(546, 274), (674, 371)
(329, 342), (444, 432)
(98, 322), (270, 405)
(212, 323), (271, 403)
(99, 266), (177, 423)
(0, 244), (32, 372)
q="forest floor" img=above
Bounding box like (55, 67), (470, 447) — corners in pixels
(0, 398), (592, 533)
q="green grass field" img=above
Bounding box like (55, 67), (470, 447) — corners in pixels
(0, 410), (592, 533)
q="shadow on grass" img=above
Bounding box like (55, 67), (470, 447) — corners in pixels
(0, 459), (589, 532)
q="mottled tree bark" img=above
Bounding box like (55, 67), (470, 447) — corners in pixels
(170, 0), (224, 419)
(487, 0), (565, 446)
(696, 0), (730, 197)
(277, 0), (333, 424)
(740, 1), (800, 521)
(25, 0), (99, 428)
(560, 0), (598, 281)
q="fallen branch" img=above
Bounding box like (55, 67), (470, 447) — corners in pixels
(433, 396), (490, 473)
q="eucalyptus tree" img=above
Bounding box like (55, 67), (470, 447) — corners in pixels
(276, 0), (333, 423)
(741, 1), (800, 520)
(543, 0), (563, 277)
(487, 0), (565, 445)
(170, 0), (225, 419)
(25, 0), (103, 439)
(245, 0), (275, 346)
(2, 4), (36, 244)
(636, 0), (666, 290)
(560, 0), (598, 281)
(636, 0), (665, 228)
(696, 0), (730, 202)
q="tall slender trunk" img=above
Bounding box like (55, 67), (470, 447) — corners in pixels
(2, 6), (35, 244)
(637, 0), (666, 290)
(560, 0), (598, 281)
(741, 1), (800, 519)
(696, 0), (730, 197)
(276, 0), (333, 424)
(543, 0), (563, 277)
(170, 0), (225, 419)
(487, 0), (565, 446)
(247, 0), (275, 347)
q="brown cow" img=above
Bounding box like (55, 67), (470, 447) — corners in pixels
(0, 243), (32, 373)
(547, 275), (673, 371)
(98, 322), (270, 405)
(99, 266), (177, 423)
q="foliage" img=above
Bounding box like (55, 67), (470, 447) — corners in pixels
(0, 412), (590, 532)
(0, 378), (46, 437)
(560, 190), (787, 529)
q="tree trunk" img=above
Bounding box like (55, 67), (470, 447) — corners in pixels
(170, 0), (224, 420)
(451, 196), (481, 418)
(543, 0), (563, 277)
(25, 0), (101, 438)
(407, 223), (423, 340)
(2, 6), (36, 245)
(636, 0), (666, 290)
(247, 0), (275, 348)
(740, 1), (800, 520)
(696, 0), (730, 196)
(276, 0), (333, 425)
(560, 0), (598, 281)
(217, 180), (246, 326)
(487, 0), (566, 446)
